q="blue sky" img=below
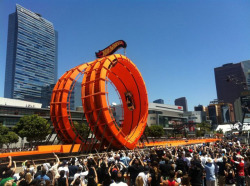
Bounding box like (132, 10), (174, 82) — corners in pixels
(0, 0), (250, 111)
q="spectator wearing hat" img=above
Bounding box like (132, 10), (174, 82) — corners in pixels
(204, 157), (216, 186)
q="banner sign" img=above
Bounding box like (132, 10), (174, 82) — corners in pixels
(95, 40), (127, 58)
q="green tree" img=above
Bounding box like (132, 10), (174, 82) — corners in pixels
(144, 125), (150, 137)
(0, 124), (9, 146)
(73, 121), (89, 139)
(5, 131), (19, 148)
(0, 124), (19, 147)
(195, 129), (203, 137)
(13, 115), (51, 145)
(196, 122), (211, 136)
(147, 125), (164, 138)
(216, 128), (224, 134)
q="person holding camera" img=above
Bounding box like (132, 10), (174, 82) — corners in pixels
(128, 156), (144, 186)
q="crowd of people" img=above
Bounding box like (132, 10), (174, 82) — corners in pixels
(0, 138), (249, 186)
(0, 147), (38, 154)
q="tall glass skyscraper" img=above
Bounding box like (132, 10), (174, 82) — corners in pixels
(4, 4), (58, 104)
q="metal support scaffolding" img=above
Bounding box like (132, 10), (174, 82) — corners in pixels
(86, 109), (102, 154)
(69, 134), (79, 155)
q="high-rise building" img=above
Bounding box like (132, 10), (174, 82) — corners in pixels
(234, 91), (250, 123)
(4, 4), (58, 104)
(207, 102), (235, 126)
(214, 61), (250, 105)
(194, 104), (205, 112)
(153, 99), (164, 104)
(183, 111), (206, 123)
(175, 97), (188, 112)
(69, 82), (82, 110)
(40, 82), (82, 110)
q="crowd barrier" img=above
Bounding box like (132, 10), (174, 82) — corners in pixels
(0, 138), (220, 158)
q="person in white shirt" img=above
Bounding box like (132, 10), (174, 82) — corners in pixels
(43, 162), (51, 173)
(73, 167), (88, 185)
(49, 153), (60, 178)
(200, 152), (208, 168)
(135, 166), (151, 186)
(58, 160), (69, 178)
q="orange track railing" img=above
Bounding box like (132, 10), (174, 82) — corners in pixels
(0, 138), (220, 158)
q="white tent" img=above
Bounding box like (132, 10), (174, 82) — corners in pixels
(216, 123), (250, 133)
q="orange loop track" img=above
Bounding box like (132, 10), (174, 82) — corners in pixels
(50, 54), (148, 149)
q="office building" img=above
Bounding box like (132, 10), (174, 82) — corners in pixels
(41, 82), (82, 110)
(207, 101), (235, 126)
(0, 97), (83, 147)
(113, 102), (189, 136)
(214, 61), (250, 105)
(0, 97), (83, 128)
(153, 99), (164, 104)
(183, 111), (206, 123)
(41, 84), (54, 108)
(147, 103), (185, 127)
(194, 104), (205, 112)
(234, 91), (250, 123)
(147, 103), (190, 136)
(69, 82), (82, 110)
(4, 4), (58, 104)
(175, 97), (188, 112)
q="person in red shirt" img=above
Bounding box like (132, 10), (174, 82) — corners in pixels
(163, 170), (179, 186)
(231, 155), (245, 186)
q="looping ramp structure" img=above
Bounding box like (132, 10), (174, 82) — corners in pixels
(50, 54), (148, 149)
